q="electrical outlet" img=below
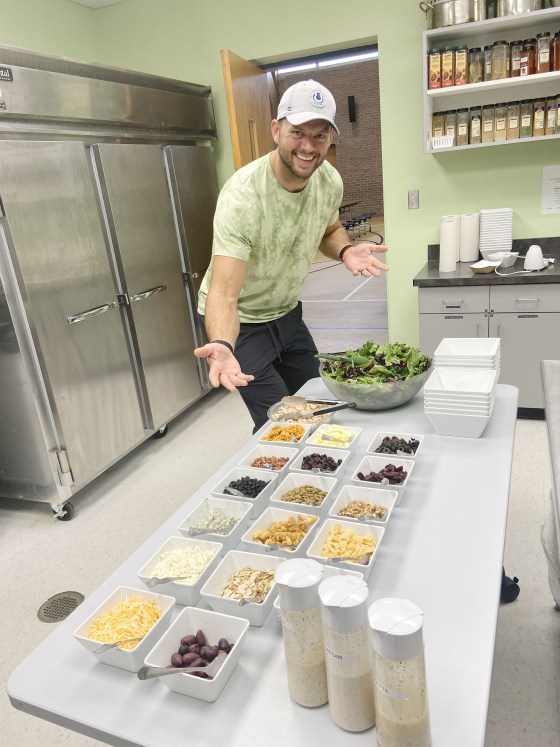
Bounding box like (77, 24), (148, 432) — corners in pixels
(408, 190), (419, 210)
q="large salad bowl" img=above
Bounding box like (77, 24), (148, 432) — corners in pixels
(318, 341), (432, 412)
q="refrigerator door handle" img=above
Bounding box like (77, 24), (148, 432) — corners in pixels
(130, 284), (168, 303)
(66, 301), (118, 324)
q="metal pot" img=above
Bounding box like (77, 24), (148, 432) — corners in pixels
(419, 0), (486, 28)
(496, 0), (543, 15)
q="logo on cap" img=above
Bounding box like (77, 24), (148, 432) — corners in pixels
(310, 90), (326, 108)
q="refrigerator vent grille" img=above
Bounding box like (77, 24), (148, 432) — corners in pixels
(37, 591), (85, 623)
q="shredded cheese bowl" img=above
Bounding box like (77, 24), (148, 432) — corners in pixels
(137, 535), (224, 606)
(73, 586), (175, 671)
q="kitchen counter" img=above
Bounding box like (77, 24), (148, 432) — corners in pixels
(8, 381), (519, 747)
(413, 237), (560, 288)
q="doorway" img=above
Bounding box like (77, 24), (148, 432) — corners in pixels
(270, 49), (388, 353)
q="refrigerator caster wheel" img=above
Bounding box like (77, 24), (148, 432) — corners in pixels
(152, 425), (168, 439)
(53, 502), (75, 521)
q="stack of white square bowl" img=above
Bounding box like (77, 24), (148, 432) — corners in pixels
(424, 338), (500, 438)
(479, 208), (513, 260)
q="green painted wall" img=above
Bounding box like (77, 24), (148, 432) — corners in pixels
(2, 0), (560, 346)
(0, 0), (97, 60)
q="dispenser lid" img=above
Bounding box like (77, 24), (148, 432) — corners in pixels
(368, 598), (424, 661)
(318, 575), (369, 633)
(276, 558), (324, 612)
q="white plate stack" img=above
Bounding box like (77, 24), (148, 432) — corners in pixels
(433, 337), (500, 376)
(424, 338), (501, 438)
(479, 208), (513, 261)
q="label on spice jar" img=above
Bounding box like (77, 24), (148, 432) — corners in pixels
(521, 114), (531, 127)
(471, 118), (481, 137)
(496, 116), (506, 131)
(458, 123), (467, 136)
(509, 116), (519, 128)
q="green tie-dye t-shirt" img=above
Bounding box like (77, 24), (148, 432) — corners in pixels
(197, 153), (343, 323)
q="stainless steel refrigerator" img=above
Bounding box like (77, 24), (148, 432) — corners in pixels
(0, 45), (219, 517)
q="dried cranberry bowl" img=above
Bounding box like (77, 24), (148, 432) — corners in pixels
(318, 340), (432, 411)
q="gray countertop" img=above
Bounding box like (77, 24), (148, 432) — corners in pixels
(414, 237), (560, 288)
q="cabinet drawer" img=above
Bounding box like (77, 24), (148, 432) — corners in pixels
(418, 286), (489, 314)
(490, 284), (560, 313)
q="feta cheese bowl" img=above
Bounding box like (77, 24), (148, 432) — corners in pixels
(137, 535), (223, 606)
(177, 496), (252, 554)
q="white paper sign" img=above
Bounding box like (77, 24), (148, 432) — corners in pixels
(541, 166), (560, 215)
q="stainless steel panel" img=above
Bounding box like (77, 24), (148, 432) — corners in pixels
(0, 140), (146, 488)
(185, 270), (210, 390)
(164, 146), (219, 272)
(92, 144), (203, 427)
(0, 61), (217, 141)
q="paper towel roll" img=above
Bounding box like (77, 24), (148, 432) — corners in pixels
(439, 215), (459, 273)
(459, 213), (480, 263)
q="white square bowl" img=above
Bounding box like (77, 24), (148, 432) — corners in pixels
(268, 472), (338, 517)
(237, 444), (299, 474)
(73, 586), (175, 672)
(350, 454), (415, 506)
(177, 496), (252, 555)
(143, 606), (249, 702)
(200, 550), (285, 626)
(425, 409), (491, 438)
(306, 518), (385, 581)
(305, 424), (363, 450)
(240, 506), (320, 557)
(210, 467), (278, 519)
(424, 401), (494, 415)
(289, 445), (350, 476)
(328, 484), (398, 526)
(433, 338), (500, 359)
(367, 432), (424, 460)
(137, 535), (223, 606)
(424, 367), (498, 396)
(258, 422), (313, 447)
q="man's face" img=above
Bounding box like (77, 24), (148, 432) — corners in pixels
(271, 118), (333, 182)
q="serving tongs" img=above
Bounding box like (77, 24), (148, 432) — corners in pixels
(276, 399), (356, 421)
(187, 519), (236, 537)
(326, 553), (371, 566)
(137, 651), (227, 680)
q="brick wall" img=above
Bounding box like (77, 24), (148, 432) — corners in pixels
(277, 59), (384, 218)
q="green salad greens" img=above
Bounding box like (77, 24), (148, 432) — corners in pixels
(318, 341), (431, 385)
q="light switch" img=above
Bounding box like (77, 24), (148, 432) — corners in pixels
(408, 190), (419, 210)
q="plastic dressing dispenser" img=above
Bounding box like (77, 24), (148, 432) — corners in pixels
(368, 598), (431, 747)
(276, 559), (328, 707)
(318, 575), (375, 732)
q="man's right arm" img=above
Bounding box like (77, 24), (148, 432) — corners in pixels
(194, 255), (254, 392)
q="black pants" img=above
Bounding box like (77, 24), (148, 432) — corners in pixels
(200, 302), (319, 432)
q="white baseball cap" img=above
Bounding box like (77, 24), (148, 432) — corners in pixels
(277, 79), (339, 134)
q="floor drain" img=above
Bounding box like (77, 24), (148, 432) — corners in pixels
(37, 591), (85, 623)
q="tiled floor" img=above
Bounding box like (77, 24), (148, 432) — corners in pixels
(300, 218), (388, 353)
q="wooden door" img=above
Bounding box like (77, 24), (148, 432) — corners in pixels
(221, 49), (276, 170)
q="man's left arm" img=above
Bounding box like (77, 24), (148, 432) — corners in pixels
(318, 221), (389, 278)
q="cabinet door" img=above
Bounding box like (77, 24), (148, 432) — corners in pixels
(419, 313), (488, 356)
(489, 313), (560, 409)
(418, 286), (489, 314)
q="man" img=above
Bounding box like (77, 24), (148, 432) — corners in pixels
(195, 79), (388, 431)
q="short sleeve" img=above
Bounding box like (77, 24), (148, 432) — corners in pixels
(212, 185), (260, 263)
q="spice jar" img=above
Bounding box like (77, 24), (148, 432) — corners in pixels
(276, 559), (328, 708)
(470, 106), (482, 144)
(554, 32), (560, 72)
(533, 98), (546, 137)
(520, 39), (536, 76)
(520, 99), (533, 138)
(456, 108), (469, 146)
(432, 111), (445, 138)
(536, 32), (551, 74)
(506, 102), (520, 140)
(510, 41), (523, 78)
(319, 575), (375, 732)
(441, 46), (455, 88)
(369, 599), (432, 747)
(491, 41), (509, 80)
(482, 104), (495, 143)
(445, 110), (457, 146)
(545, 99), (557, 136)
(494, 102), (507, 142)
(454, 45), (468, 86)
(468, 48), (484, 84)
(428, 48), (442, 90)
(483, 45), (493, 81)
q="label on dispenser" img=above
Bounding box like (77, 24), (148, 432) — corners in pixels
(374, 676), (410, 701)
